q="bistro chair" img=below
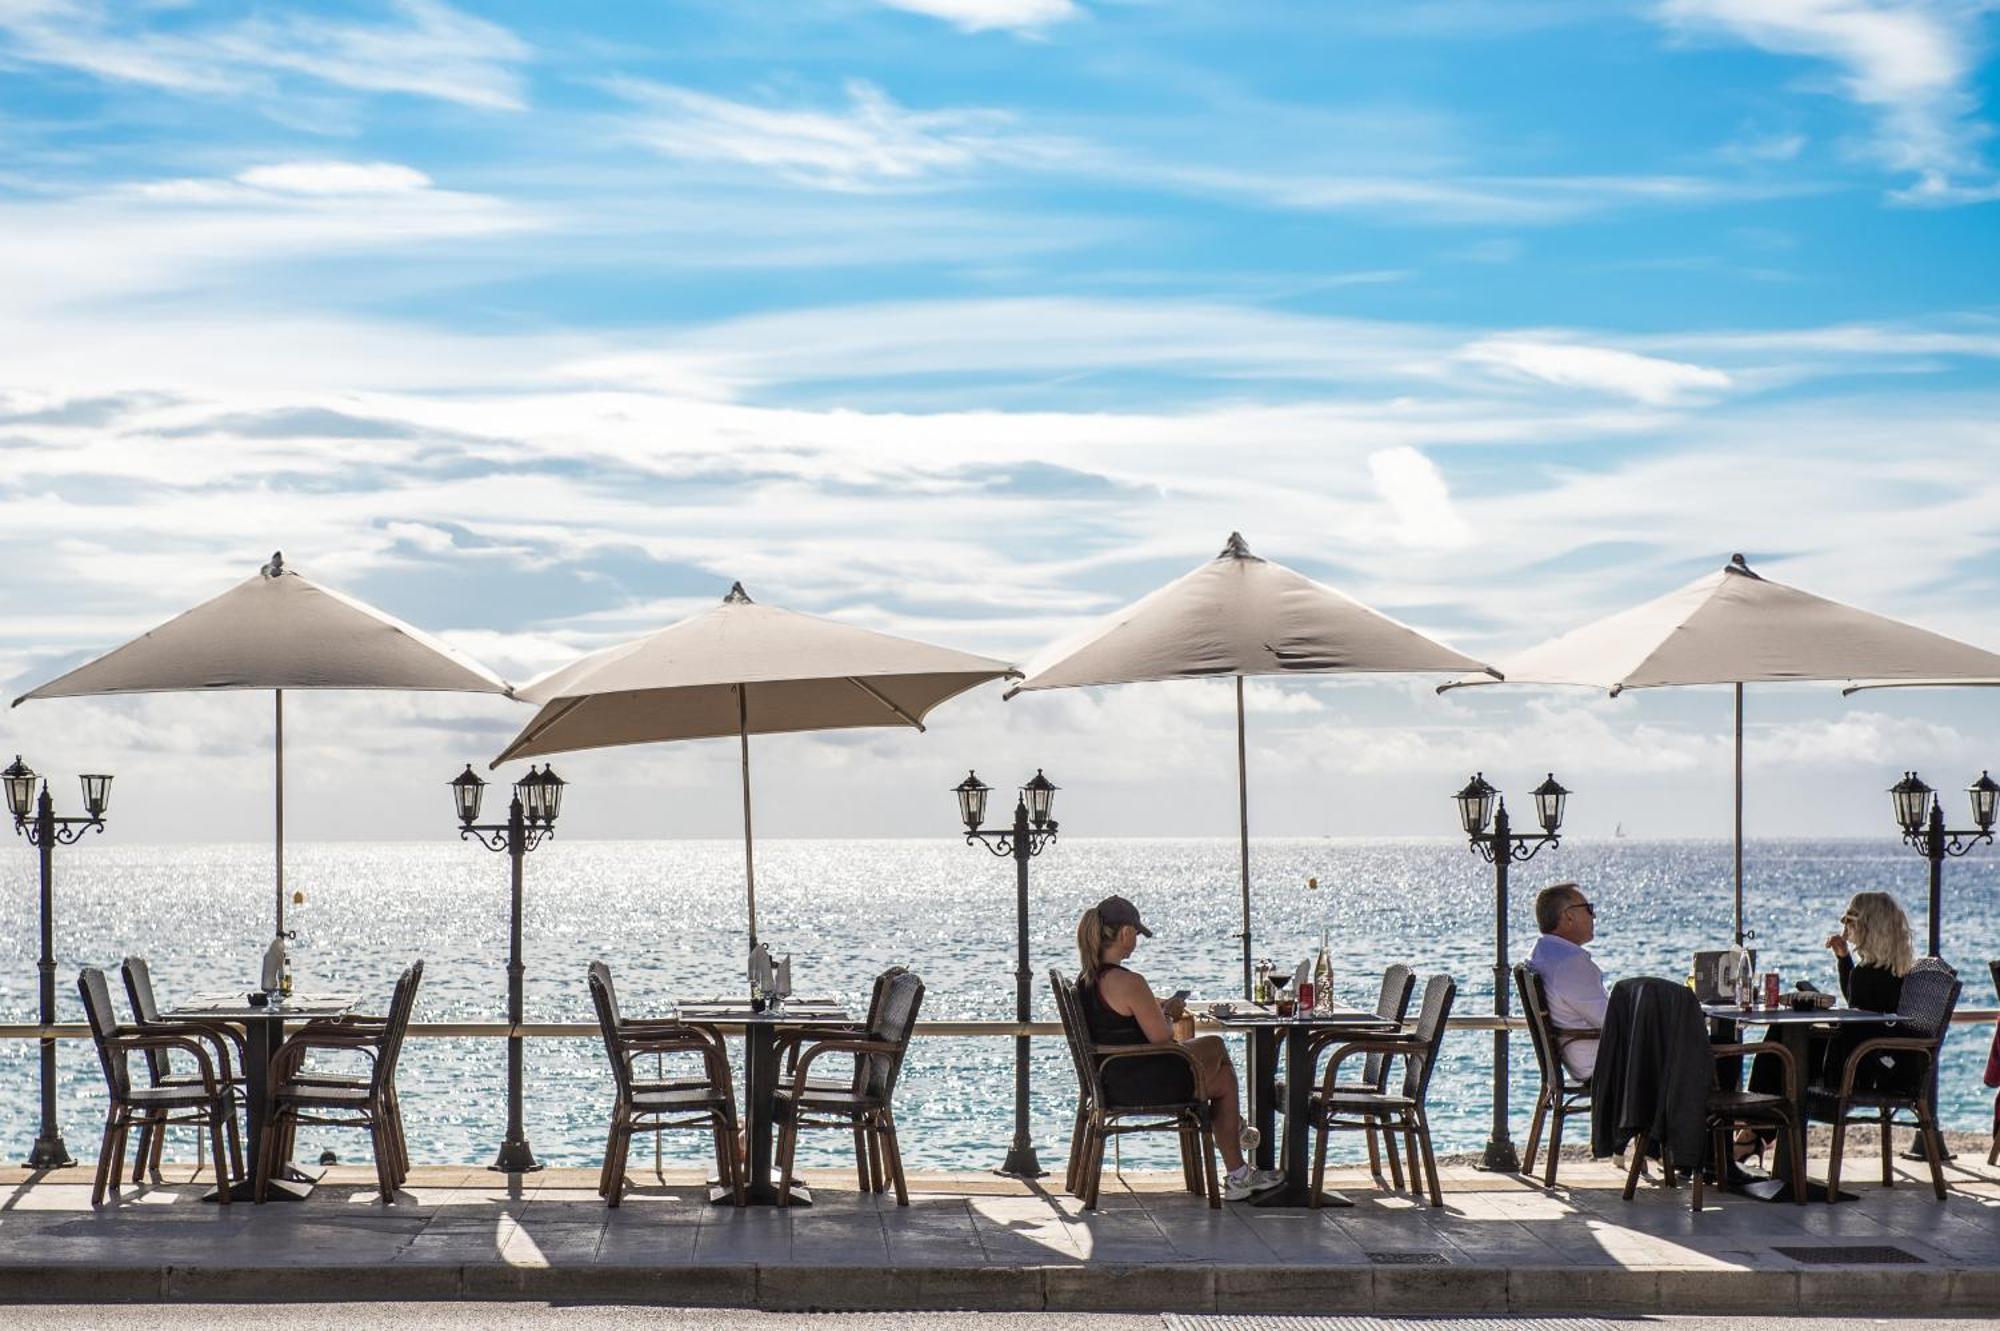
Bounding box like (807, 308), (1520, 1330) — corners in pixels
(1308, 963), (1416, 1185)
(257, 961), (422, 1204)
(772, 967), (925, 1207)
(775, 965), (906, 1192)
(1609, 980), (1805, 1213)
(588, 961), (743, 1207)
(1307, 973), (1456, 1208)
(1049, 968), (1219, 1210)
(77, 966), (240, 1207)
(1807, 960), (1961, 1202)
(120, 955), (247, 1181)
(1515, 961), (1595, 1188)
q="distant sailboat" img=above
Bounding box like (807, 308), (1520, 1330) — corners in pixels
(1614, 822), (1627, 839)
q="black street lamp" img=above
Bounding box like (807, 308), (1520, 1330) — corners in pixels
(6, 755), (112, 1170)
(452, 762), (566, 1173)
(1454, 770), (1567, 1175)
(955, 769), (1059, 1178)
(1889, 770), (1995, 959)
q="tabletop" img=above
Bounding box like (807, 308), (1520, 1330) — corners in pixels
(672, 1000), (852, 1027)
(1206, 1002), (1395, 1029)
(162, 992), (358, 1021)
(1703, 1004), (1898, 1026)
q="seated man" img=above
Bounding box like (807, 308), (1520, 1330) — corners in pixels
(1526, 881), (1607, 1081)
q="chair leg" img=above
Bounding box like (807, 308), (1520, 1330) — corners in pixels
(1544, 1102), (1566, 1188)
(1881, 1111), (1895, 1187)
(1622, 1132), (1649, 1200)
(224, 1105), (244, 1182)
(598, 1114), (621, 1199)
(209, 1112), (232, 1207)
(1417, 1114), (1443, 1209)
(91, 1109), (123, 1208)
(1081, 1123), (1105, 1210)
(881, 1111), (909, 1207)
(1522, 1091), (1547, 1178)
(1364, 1123), (1383, 1182)
(866, 1122), (885, 1193)
(1916, 1102), (1948, 1201)
(1198, 1120), (1220, 1209)
(1381, 1115), (1406, 1190)
(371, 1119), (396, 1204)
(1786, 1113), (1806, 1206)
(605, 1120), (630, 1208)
(1402, 1123), (1422, 1196)
(1066, 1104), (1086, 1196)
(774, 1113), (798, 1209)
(1179, 1125), (1199, 1193)
(853, 1124), (871, 1190)
(1827, 1115), (1848, 1203)
(1309, 1118), (1329, 1210)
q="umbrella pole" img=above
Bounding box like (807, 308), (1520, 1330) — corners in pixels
(1236, 675), (1252, 1000)
(1734, 683), (1744, 946)
(275, 688), (285, 941)
(739, 685), (757, 948)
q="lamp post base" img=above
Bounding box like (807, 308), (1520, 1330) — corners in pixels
(1475, 1137), (1521, 1174)
(995, 1143), (1046, 1179)
(25, 1134), (74, 1171)
(490, 1139), (544, 1174)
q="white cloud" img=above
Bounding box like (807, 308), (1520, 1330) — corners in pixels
(1368, 447), (1473, 550)
(234, 162), (433, 196)
(877, 0), (1081, 32)
(1655, 0), (1997, 200)
(604, 77), (1045, 191)
(0, 0), (530, 111)
(1460, 338), (1734, 404)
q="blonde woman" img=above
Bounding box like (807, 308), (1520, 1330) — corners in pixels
(1075, 895), (1282, 1201)
(1741, 890), (1921, 1163)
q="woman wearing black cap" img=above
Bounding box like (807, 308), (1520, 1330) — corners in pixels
(1076, 895), (1281, 1201)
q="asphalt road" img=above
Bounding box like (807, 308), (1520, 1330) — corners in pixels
(3, 1311), (1995, 1330)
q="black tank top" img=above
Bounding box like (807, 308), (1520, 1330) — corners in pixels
(1080, 965), (1147, 1045)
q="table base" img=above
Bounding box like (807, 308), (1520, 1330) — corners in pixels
(709, 1170), (811, 1207)
(205, 1160), (324, 1204)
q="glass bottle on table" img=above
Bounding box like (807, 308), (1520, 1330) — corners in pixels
(1313, 934), (1333, 1013)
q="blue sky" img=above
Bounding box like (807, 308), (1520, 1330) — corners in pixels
(0, 1), (1998, 849)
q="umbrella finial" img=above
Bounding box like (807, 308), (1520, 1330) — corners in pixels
(262, 551), (285, 579)
(723, 581), (753, 604)
(1725, 553), (1760, 579)
(1220, 532), (1253, 559)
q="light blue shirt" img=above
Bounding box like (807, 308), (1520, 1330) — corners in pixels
(1527, 933), (1608, 1081)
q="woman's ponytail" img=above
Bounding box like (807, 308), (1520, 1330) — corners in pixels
(1076, 906), (1117, 984)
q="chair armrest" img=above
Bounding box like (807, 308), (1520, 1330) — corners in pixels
(1091, 1041), (1211, 1099)
(1553, 1026), (1600, 1047)
(272, 1030), (385, 1080)
(1714, 1039), (1796, 1100)
(112, 1032), (220, 1093)
(1315, 1038), (1425, 1096)
(138, 1020), (241, 1081)
(1836, 1036), (1939, 1098)
(789, 1039), (901, 1096)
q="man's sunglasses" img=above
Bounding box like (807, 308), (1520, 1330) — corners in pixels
(1565, 900), (1597, 917)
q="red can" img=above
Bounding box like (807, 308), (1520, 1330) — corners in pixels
(1298, 981), (1315, 1013)
(1763, 972), (1780, 1008)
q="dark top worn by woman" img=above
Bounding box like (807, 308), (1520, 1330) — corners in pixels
(1078, 964), (1196, 1107)
(1831, 954), (1917, 1092)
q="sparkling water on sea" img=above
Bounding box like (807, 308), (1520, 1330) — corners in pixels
(2, 837), (1995, 1173)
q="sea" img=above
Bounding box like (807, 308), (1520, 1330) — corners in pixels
(3, 837), (1995, 1174)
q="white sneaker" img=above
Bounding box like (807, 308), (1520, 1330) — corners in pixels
(1223, 1167), (1285, 1202)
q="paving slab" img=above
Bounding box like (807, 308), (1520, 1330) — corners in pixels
(1, 1153), (1998, 1314)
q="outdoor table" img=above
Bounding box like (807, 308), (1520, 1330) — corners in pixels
(1209, 1002), (1398, 1208)
(1703, 1002), (1898, 1203)
(675, 998), (854, 1206)
(159, 990), (357, 1202)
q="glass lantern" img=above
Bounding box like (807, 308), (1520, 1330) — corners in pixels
(450, 764), (487, 825)
(1532, 773), (1570, 836)
(78, 773), (112, 820)
(953, 771), (990, 832)
(1022, 770), (1058, 829)
(3, 756), (38, 823)
(1890, 771), (1933, 837)
(1453, 772), (1497, 837)
(1969, 771), (1999, 834)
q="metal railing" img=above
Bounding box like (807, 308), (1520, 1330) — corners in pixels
(3, 1011), (1995, 1040)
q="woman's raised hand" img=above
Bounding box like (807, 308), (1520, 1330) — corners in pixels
(1824, 932), (1849, 957)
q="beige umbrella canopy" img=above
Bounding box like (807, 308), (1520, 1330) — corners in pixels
(14, 552), (513, 936)
(494, 582), (1017, 944)
(1443, 554), (2000, 942)
(1008, 532), (1500, 996)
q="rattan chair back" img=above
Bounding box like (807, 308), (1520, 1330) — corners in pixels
(118, 956), (174, 1085)
(1514, 963), (1566, 1093)
(78, 966), (132, 1099)
(1362, 963), (1416, 1090)
(1398, 973), (1457, 1103)
(863, 968), (925, 1100)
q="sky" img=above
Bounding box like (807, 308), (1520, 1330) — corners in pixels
(0, 0), (1998, 848)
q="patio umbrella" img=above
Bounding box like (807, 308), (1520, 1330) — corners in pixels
(13, 552), (513, 937)
(1442, 554), (2000, 944)
(492, 582), (1017, 945)
(1007, 532), (1500, 997)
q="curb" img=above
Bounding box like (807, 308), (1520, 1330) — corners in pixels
(2, 1262), (1995, 1313)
